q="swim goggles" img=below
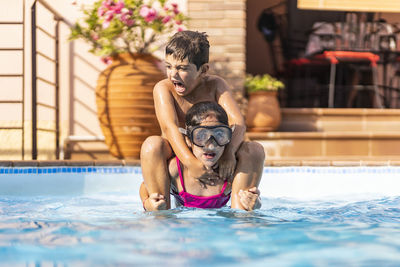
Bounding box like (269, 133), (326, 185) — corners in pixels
(179, 125), (234, 147)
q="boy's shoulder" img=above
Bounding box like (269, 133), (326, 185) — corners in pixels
(204, 74), (230, 92)
(153, 78), (174, 95)
(204, 74), (226, 84)
(154, 78), (173, 89)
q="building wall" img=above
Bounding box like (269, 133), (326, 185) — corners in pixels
(246, 0), (285, 76)
(187, 0), (247, 112)
(0, 0), (107, 160)
(1, 0), (400, 160)
(0, 0), (187, 160)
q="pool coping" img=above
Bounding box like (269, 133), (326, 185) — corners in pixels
(2, 159), (400, 167)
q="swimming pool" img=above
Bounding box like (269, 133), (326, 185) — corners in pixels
(1, 165), (400, 266)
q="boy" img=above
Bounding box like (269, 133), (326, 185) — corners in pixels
(140, 31), (265, 211)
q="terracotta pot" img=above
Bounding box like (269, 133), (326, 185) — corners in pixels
(96, 53), (165, 159)
(245, 91), (281, 132)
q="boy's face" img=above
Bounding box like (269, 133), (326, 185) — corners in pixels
(165, 54), (207, 96)
(186, 114), (225, 169)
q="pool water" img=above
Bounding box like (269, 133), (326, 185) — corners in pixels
(1, 193), (400, 266)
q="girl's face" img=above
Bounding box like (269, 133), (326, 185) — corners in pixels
(165, 54), (208, 96)
(186, 114), (227, 168)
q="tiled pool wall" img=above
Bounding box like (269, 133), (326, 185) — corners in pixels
(1, 164), (400, 175)
(1, 159), (400, 176)
(1, 162), (400, 198)
(0, 166), (141, 175)
(2, 159), (400, 168)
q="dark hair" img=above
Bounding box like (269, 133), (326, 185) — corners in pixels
(166, 30), (210, 70)
(185, 101), (229, 127)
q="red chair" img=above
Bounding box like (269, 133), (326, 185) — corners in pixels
(284, 57), (332, 107)
(312, 51), (382, 108)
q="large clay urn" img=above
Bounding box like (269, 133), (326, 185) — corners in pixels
(245, 91), (281, 132)
(96, 53), (165, 159)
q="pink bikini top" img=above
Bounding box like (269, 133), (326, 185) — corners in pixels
(171, 157), (231, 209)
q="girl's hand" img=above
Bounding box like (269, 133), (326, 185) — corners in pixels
(144, 193), (167, 211)
(218, 151), (236, 183)
(238, 187), (261, 211)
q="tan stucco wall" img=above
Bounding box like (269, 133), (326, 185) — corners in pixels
(0, 0), (187, 160)
(187, 0), (247, 112)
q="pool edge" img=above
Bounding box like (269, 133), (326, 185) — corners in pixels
(2, 158), (400, 167)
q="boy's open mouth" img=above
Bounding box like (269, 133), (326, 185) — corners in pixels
(172, 80), (186, 93)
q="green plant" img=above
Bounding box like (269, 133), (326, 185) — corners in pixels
(245, 74), (284, 93)
(69, 0), (188, 63)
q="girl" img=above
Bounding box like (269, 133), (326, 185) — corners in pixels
(140, 101), (261, 210)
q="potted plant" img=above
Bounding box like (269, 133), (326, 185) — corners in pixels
(244, 73), (284, 132)
(69, 0), (188, 159)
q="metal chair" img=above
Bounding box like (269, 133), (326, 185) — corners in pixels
(312, 51), (382, 108)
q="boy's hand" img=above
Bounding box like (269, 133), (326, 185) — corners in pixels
(238, 187), (262, 211)
(218, 152), (236, 183)
(144, 193), (167, 211)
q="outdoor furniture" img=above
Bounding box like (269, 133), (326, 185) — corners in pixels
(387, 56), (400, 108)
(312, 51), (382, 108)
(284, 18), (400, 108)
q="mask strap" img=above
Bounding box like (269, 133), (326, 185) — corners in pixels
(178, 127), (187, 135)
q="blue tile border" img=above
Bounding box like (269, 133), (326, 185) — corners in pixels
(1, 166), (400, 175)
(0, 166), (142, 175)
(262, 166), (400, 174)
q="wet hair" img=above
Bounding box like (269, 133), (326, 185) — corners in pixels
(166, 31), (210, 70)
(185, 101), (229, 128)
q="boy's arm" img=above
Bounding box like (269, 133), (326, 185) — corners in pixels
(238, 187), (262, 211)
(153, 81), (218, 183)
(140, 182), (167, 211)
(215, 77), (246, 180)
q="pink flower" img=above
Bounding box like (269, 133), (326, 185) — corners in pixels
(106, 10), (115, 18)
(175, 20), (182, 25)
(112, 0), (124, 14)
(102, 13), (113, 28)
(102, 10), (114, 28)
(102, 0), (113, 9)
(125, 19), (134, 26)
(139, 6), (157, 22)
(120, 8), (134, 26)
(97, 6), (106, 17)
(139, 6), (150, 17)
(171, 3), (179, 14)
(121, 13), (134, 26)
(162, 15), (171, 24)
(177, 27), (183, 32)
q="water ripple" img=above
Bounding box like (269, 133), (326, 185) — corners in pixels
(1, 195), (400, 266)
